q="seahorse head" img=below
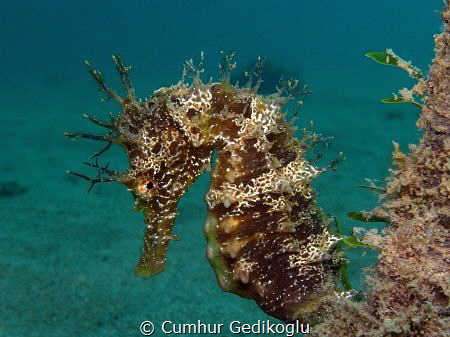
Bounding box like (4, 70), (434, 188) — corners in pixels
(112, 86), (214, 276)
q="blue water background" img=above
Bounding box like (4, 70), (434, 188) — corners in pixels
(0, 1), (444, 336)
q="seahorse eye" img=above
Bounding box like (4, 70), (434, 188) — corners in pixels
(146, 181), (154, 190)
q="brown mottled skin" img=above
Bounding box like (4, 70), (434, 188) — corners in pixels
(68, 56), (343, 322)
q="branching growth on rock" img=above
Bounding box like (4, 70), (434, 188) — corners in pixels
(312, 4), (450, 336)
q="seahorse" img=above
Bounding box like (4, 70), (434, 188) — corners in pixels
(66, 53), (345, 323)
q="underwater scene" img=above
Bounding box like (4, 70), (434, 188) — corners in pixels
(1, 1), (447, 336)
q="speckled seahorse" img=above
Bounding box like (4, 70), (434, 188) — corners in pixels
(66, 53), (345, 322)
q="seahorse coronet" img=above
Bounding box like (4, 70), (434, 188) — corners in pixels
(69, 54), (345, 323)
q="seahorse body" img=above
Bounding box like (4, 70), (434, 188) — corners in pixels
(69, 55), (343, 322)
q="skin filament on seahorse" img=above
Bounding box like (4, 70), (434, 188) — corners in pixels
(66, 53), (345, 323)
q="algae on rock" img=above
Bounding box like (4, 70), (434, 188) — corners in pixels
(312, 3), (450, 337)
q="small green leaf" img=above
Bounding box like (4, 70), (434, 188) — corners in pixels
(356, 184), (387, 193)
(381, 97), (409, 104)
(347, 211), (389, 222)
(381, 97), (422, 108)
(338, 263), (352, 291)
(347, 212), (366, 221)
(333, 217), (345, 235)
(365, 51), (399, 66)
(342, 235), (374, 249)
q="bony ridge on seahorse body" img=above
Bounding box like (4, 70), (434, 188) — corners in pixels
(66, 52), (346, 323)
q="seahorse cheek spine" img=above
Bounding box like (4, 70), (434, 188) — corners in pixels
(71, 56), (343, 323)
